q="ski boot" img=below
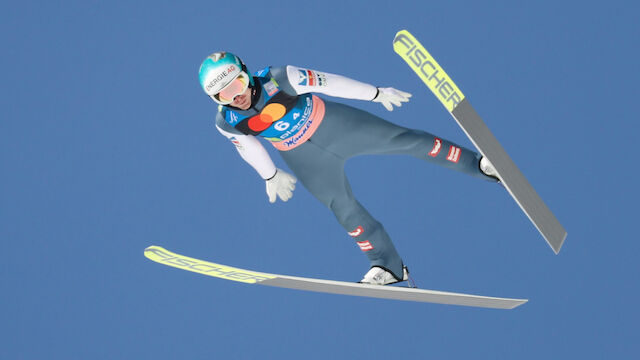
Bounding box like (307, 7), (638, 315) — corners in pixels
(480, 156), (500, 182)
(359, 266), (409, 285)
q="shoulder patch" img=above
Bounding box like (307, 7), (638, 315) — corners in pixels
(254, 66), (271, 77)
(263, 78), (279, 97)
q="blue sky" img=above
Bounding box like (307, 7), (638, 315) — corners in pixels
(2, 1), (638, 358)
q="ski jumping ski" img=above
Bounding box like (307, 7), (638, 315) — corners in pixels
(393, 29), (567, 254)
(144, 246), (527, 309)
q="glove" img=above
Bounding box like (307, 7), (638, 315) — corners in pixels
(372, 87), (412, 111)
(266, 169), (297, 203)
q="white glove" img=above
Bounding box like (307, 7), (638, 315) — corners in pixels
(265, 169), (297, 203)
(372, 87), (412, 111)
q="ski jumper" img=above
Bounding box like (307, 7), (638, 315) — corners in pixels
(215, 65), (496, 280)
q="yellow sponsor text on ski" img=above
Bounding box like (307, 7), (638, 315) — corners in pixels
(144, 246), (275, 283)
(393, 30), (464, 112)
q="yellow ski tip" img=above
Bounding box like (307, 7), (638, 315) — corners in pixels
(144, 245), (275, 284)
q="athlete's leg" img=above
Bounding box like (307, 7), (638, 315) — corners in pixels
(311, 101), (496, 182)
(279, 140), (405, 280)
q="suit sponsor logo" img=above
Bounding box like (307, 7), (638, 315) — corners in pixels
(429, 138), (442, 157)
(297, 69), (310, 85)
(447, 145), (461, 162)
(348, 226), (364, 237)
(356, 240), (374, 252)
(297, 69), (326, 87)
(229, 136), (243, 149)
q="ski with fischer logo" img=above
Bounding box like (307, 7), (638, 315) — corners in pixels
(144, 246), (527, 309)
(393, 29), (566, 254)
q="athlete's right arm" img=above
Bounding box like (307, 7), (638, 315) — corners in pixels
(216, 124), (297, 203)
(215, 125), (277, 180)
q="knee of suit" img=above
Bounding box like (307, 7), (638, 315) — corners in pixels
(341, 215), (386, 241)
(388, 128), (429, 147)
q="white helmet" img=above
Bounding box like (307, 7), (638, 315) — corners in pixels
(198, 51), (253, 105)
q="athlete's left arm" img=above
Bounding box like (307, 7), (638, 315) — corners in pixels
(284, 65), (377, 100)
(280, 65), (412, 111)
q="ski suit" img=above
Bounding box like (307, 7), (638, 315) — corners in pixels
(214, 65), (495, 280)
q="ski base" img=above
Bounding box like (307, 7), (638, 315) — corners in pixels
(144, 246), (527, 309)
(452, 99), (567, 252)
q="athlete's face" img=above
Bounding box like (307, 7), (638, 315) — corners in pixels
(230, 87), (252, 110)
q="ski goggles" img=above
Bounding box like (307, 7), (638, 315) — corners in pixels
(211, 71), (250, 105)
